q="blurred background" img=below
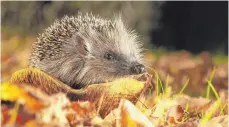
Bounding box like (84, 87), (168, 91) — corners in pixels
(1, 1), (228, 95)
(2, 1), (228, 53)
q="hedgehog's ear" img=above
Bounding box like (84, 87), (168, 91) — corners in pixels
(73, 34), (89, 55)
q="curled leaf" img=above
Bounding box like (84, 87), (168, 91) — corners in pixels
(10, 68), (151, 117)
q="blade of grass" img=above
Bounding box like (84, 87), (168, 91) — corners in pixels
(201, 82), (225, 126)
(150, 93), (163, 113)
(219, 103), (227, 115)
(182, 104), (190, 122)
(133, 95), (149, 109)
(206, 85), (210, 99)
(206, 67), (216, 98)
(201, 99), (221, 125)
(185, 103), (189, 111)
(156, 73), (159, 96)
(178, 79), (189, 95)
(207, 80), (223, 111)
(8, 103), (20, 124)
(126, 88), (149, 109)
(152, 68), (164, 95)
(165, 75), (170, 92)
(159, 78), (164, 95)
(148, 88), (153, 96)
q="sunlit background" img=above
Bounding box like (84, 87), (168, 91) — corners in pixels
(1, 1), (228, 95)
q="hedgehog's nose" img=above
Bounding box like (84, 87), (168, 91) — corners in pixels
(131, 64), (145, 74)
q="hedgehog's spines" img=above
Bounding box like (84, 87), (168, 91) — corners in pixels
(29, 12), (144, 87)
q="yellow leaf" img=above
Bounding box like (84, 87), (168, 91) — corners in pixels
(1, 83), (45, 112)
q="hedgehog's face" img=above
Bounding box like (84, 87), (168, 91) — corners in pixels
(80, 48), (146, 85)
(77, 18), (146, 85)
(88, 47), (146, 75)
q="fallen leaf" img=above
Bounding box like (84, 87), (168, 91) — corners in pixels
(117, 99), (155, 127)
(166, 105), (184, 125)
(1, 83), (45, 112)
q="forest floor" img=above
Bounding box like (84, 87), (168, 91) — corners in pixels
(1, 34), (228, 127)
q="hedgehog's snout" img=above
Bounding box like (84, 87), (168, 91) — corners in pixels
(131, 63), (145, 74)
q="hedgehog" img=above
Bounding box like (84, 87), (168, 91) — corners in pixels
(29, 12), (146, 89)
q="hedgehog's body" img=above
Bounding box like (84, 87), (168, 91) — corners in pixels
(29, 13), (145, 88)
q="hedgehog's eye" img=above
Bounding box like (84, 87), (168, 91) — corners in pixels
(104, 53), (115, 60)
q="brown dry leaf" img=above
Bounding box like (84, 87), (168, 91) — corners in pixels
(1, 83), (45, 112)
(203, 115), (228, 127)
(70, 101), (96, 118)
(165, 105), (184, 126)
(151, 50), (228, 94)
(66, 101), (99, 126)
(176, 121), (199, 127)
(175, 95), (212, 112)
